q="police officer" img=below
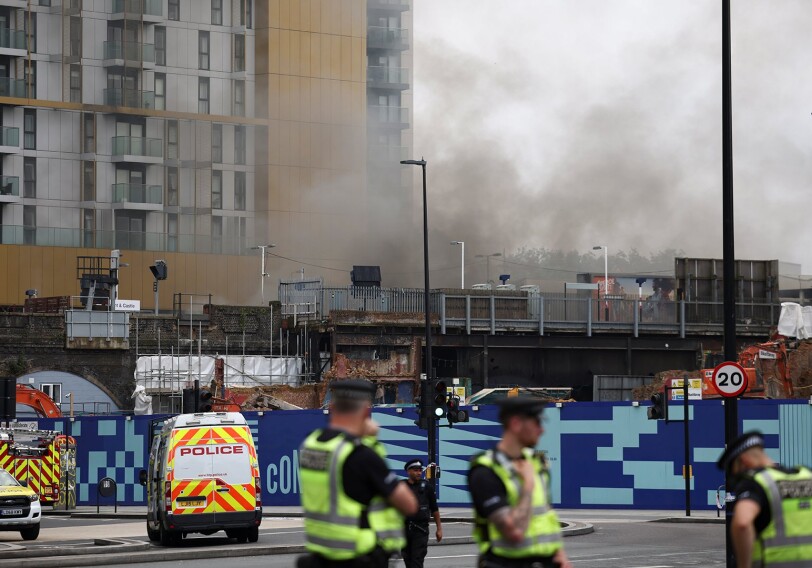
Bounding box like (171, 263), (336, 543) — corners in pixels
(298, 379), (418, 567)
(468, 398), (572, 568)
(401, 458), (442, 568)
(717, 430), (812, 567)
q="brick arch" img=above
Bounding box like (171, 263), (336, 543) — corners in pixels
(15, 366), (126, 411)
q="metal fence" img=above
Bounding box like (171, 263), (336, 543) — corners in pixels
(280, 284), (779, 337)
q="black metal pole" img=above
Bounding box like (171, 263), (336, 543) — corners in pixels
(722, 1), (738, 565)
(194, 379), (200, 412)
(683, 378), (691, 517)
(419, 162), (438, 494)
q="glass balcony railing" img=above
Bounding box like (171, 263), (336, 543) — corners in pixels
(0, 28), (26, 51)
(367, 26), (409, 49)
(0, 126), (19, 147)
(0, 176), (19, 196)
(103, 41), (155, 64)
(104, 88), (155, 109)
(112, 0), (163, 17)
(368, 105), (409, 125)
(0, 77), (27, 98)
(367, 66), (409, 86)
(112, 183), (162, 205)
(112, 136), (163, 158)
(368, 145), (408, 162)
(368, 0), (409, 9)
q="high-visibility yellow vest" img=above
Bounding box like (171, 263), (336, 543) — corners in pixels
(299, 430), (377, 560)
(363, 436), (406, 552)
(749, 466), (812, 567)
(471, 448), (562, 559)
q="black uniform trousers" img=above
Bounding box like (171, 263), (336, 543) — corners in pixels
(401, 522), (430, 568)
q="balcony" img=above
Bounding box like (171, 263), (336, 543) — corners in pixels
(367, 27), (409, 51)
(111, 136), (163, 164)
(0, 77), (27, 98)
(112, 183), (163, 211)
(368, 144), (408, 164)
(368, 105), (409, 128)
(0, 28), (26, 55)
(63, 0), (82, 16)
(103, 88), (155, 109)
(0, 126), (19, 153)
(367, 66), (409, 90)
(103, 41), (155, 67)
(111, 0), (163, 22)
(368, 0), (409, 12)
(0, 176), (19, 203)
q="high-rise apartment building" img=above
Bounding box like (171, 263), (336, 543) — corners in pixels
(0, 0), (413, 306)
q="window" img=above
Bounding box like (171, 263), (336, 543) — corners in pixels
(155, 27), (166, 66)
(198, 78), (209, 114)
(155, 73), (165, 110)
(246, 0), (252, 29)
(167, 120), (178, 159)
(212, 124), (222, 162)
(199, 31), (210, 70)
(69, 65), (81, 102)
(234, 80), (245, 116)
(167, 213), (177, 252)
(212, 170), (222, 209)
(82, 209), (95, 248)
(82, 161), (95, 201)
(235, 125), (246, 164)
(83, 113), (95, 153)
(23, 205), (36, 244)
(167, 166), (178, 206)
(23, 158), (35, 198)
(23, 109), (35, 149)
(234, 34), (245, 72)
(211, 0), (222, 25)
(24, 61), (35, 98)
(40, 384), (61, 404)
(69, 17), (81, 58)
(211, 216), (222, 253)
(39, 0), (52, 6)
(168, 0), (179, 21)
(234, 172), (246, 210)
(25, 12), (36, 53)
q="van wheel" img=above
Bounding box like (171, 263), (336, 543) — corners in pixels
(20, 525), (40, 541)
(146, 522), (160, 542)
(159, 524), (179, 547)
(247, 526), (259, 543)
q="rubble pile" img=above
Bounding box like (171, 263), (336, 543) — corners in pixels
(227, 384), (325, 410)
(631, 370), (702, 401)
(788, 340), (812, 397)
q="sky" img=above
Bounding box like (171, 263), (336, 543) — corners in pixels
(410, 0), (812, 281)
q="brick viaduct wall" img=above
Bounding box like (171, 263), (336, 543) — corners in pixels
(0, 303), (283, 411)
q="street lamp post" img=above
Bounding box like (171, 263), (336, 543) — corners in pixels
(451, 241), (464, 288)
(401, 157), (437, 491)
(593, 245), (608, 321)
(251, 244), (277, 304)
(475, 252), (502, 286)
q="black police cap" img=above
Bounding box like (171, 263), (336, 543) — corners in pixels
(495, 398), (547, 422)
(404, 459), (424, 471)
(329, 379), (376, 401)
(717, 431), (765, 472)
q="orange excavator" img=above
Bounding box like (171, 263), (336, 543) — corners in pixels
(699, 340), (794, 399)
(14, 384), (63, 418)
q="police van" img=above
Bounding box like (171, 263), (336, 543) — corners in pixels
(139, 412), (262, 546)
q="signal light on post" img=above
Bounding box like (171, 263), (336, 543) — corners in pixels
(433, 380), (448, 418)
(447, 395), (469, 425)
(648, 392), (665, 420)
(414, 394), (428, 430)
(199, 389), (213, 413)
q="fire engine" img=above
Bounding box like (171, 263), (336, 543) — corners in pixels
(0, 428), (76, 506)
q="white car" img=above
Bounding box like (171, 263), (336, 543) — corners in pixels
(0, 467), (41, 540)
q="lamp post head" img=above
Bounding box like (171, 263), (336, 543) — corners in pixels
(400, 159), (427, 166)
(592, 245), (604, 251)
(451, 241), (463, 245)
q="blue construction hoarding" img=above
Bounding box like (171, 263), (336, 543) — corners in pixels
(35, 399), (812, 509)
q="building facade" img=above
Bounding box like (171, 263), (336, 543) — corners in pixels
(0, 0), (413, 307)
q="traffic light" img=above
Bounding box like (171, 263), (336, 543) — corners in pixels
(447, 395), (469, 425)
(198, 389), (213, 412)
(413, 392), (428, 430)
(432, 380), (448, 419)
(648, 392), (665, 420)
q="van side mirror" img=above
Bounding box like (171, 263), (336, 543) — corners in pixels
(138, 469), (147, 486)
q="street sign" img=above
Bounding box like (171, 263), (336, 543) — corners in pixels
(670, 378), (702, 400)
(711, 362), (748, 398)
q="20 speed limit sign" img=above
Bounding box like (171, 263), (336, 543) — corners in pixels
(711, 361), (748, 397)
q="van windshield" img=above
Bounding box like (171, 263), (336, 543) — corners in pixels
(174, 444), (251, 485)
(0, 468), (20, 487)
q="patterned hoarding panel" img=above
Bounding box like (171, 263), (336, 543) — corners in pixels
(35, 399), (809, 509)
